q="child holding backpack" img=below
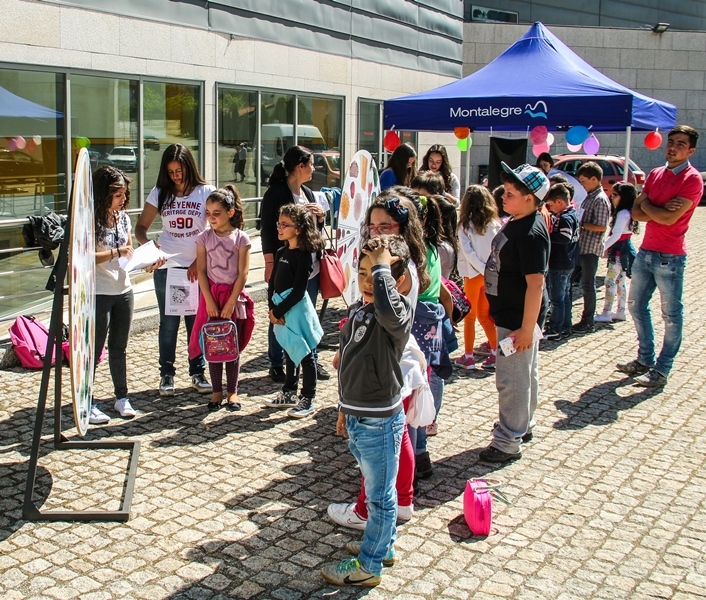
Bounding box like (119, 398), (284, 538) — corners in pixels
(91, 166), (135, 425)
(264, 204), (324, 418)
(190, 185), (252, 411)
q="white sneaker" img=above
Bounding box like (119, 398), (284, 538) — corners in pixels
(594, 313), (613, 323)
(89, 405), (110, 425)
(114, 398), (136, 418)
(612, 312), (627, 321)
(397, 503), (414, 522)
(327, 502), (367, 530)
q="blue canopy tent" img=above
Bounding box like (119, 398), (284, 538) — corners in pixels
(384, 22), (676, 133)
(0, 85), (63, 119)
(384, 22), (676, 183)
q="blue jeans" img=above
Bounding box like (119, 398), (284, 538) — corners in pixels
(628, 249), (686, 376)
(414, 369), (443, 454)
(346, 410), (404, 576)
(153, 268), (205, 377)
(268, 274), (320, 368)
(580, 253), (599, 323)
(546, 269), (573, 333)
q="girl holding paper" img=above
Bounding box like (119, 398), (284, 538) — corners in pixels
(135, 144), (215, 398)
(90, 166), (136, 425)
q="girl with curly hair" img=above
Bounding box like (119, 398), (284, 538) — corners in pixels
(264, 204), (324, 418)
(90, 166), (136, 425)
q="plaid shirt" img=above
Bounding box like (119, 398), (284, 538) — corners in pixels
(579, 187), (611, 256)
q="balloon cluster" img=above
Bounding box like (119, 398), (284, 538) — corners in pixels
(565, 126), (600, 154)
(454, 126), (472, 151)
(6, 135), (42, 153)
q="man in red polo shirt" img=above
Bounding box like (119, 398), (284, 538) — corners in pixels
(617, 125), (702, 387)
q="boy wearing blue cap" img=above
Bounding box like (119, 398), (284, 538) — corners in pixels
(480, 163), (550, 464)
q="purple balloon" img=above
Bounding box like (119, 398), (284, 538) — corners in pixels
(583, 134), (600, 155)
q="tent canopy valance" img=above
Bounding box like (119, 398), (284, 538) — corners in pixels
(383, 22), (676, 133)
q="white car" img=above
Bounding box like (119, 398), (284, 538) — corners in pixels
(106, 146), (148, 171)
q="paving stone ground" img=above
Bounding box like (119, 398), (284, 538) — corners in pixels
(1, 210), (706, 600)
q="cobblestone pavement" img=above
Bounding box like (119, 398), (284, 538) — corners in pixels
(1, 211), (706, 600)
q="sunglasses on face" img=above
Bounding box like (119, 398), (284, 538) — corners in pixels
(276, 222), (296, 229)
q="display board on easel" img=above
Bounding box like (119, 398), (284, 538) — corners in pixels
(23, 148), (140, 522)
(336, 150), (379, 305)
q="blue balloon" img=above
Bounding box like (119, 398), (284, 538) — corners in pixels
(566, 126), (589, 146)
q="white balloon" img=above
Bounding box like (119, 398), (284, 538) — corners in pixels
(546, 133), (555, 146)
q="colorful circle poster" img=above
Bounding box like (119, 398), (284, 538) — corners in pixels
(336, 150), (379, 305)
(68, 148), (96, 437)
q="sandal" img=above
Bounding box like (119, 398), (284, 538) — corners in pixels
(226, 401), (241, 411)
(207, 399), (223, 411)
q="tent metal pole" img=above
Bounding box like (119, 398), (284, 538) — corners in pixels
(465, 143), (471, 191)
(624, 126), (632, 182)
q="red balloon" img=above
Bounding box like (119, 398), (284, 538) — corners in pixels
(454, 127), (470, 140)
(644, 131), (662, 150)
(383, 130), (401, 152)
(26, 139), (37, 153)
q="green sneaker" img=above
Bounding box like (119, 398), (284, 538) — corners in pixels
(345, 541), (395, 566)
(321, 557), (381, 587)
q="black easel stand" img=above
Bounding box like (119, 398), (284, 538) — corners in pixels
(22, 210), (140, 522)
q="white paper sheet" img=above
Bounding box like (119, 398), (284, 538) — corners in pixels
(119, 240), (180, 273)
(165, 267), (199, 316)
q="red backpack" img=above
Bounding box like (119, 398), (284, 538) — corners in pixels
(9, 315), (63, 369)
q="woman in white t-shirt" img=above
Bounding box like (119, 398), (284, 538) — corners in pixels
(135, 143), (215, 397)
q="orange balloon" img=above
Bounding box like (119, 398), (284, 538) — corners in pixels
(454, 127), (470, 140)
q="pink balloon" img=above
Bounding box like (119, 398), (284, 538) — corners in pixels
(532, 142), (550, 157)
(7, 138), (17, 151)
(26, 139), (37, 153)
(15, 136), (26, 150)
(530, 126), (548, 145)
(583, 134), (600, 154)
(566, 142), (582, 152)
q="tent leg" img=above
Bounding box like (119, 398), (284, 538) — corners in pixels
(624, 126), (632, 183)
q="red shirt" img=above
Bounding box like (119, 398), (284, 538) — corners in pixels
(641, 163), (702, 255)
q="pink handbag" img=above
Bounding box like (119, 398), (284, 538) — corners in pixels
(463, 478), (508, 536)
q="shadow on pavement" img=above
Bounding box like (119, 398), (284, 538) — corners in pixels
(0, 463), (52, 543)
(553, 377), (663, 430)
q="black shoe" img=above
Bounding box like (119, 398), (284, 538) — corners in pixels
(479, 445), (521, 463)
(522, 431), (533, 443)
(316, 363), (331, 381)
(415, 451), (433, 479)
(634, 368), (667, 387)
(543, 326), (562, 341)
(571, 321), (595, 335)
(268, 366), (286, 383)
(616, 359), (650, 375)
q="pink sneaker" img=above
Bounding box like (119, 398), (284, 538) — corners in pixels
(480, 352), (496, 370)
(474, 342), (492, 357)
(454, 354), (476, 370)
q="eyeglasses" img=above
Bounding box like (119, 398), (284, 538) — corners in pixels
(363, 223), (399, 236)
(276, 222), (296, 229)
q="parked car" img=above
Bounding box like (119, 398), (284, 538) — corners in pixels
(311, 151), (341, 191)
(0, 149), (43, 179)
(87, 149), (115, 171)
(552, 154), (645, 194)
(106, 146), (148, 171)
(143, 135), (160, 151)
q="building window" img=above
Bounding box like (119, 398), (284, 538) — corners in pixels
(358, 99), (382, 170)
(298, 95), (342, 191)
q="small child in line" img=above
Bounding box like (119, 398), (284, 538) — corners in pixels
(322, 234), (413, 588)
(455, 185), (501, 370)
(264, 204), (324, 418)
(191, 185), (251, 410)
(543, 183), (580, 340)
(595, 182), (638, 323)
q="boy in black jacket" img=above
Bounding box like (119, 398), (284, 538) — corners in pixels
(322, 235), (412, 587)
(544, 183), (580, 339)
